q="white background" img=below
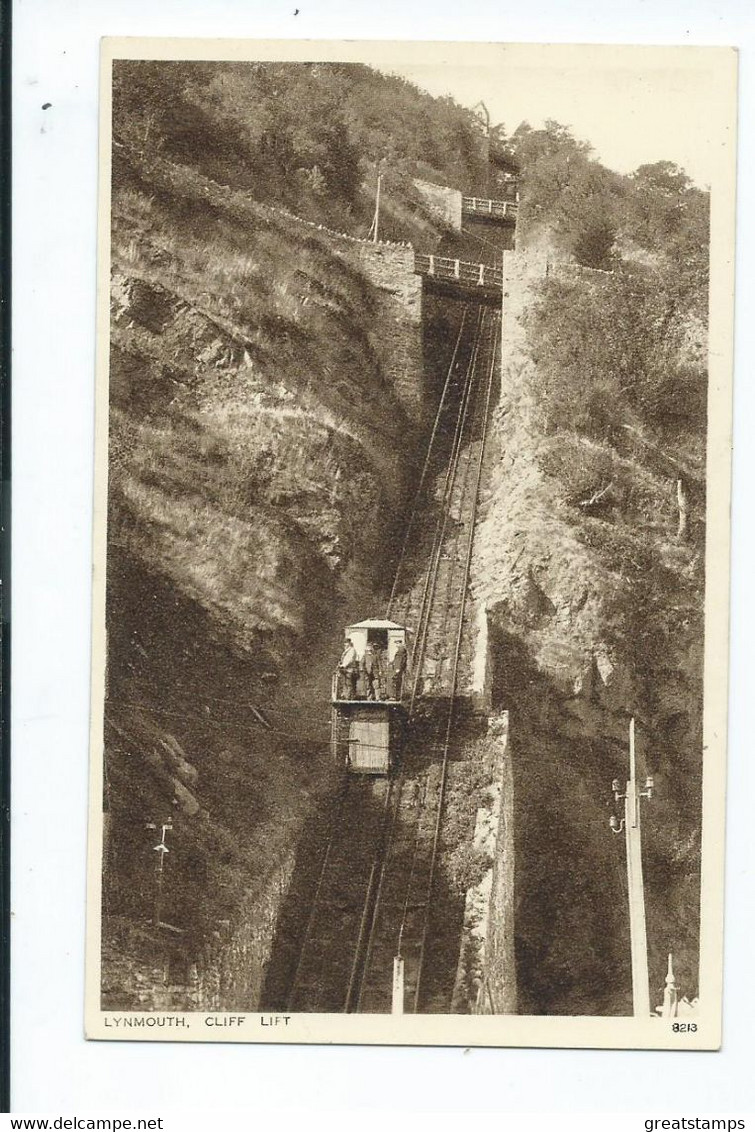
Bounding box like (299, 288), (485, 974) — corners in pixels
(11, 0), (755, 1114)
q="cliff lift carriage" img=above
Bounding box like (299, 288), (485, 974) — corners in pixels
(331, 618), (411, 775)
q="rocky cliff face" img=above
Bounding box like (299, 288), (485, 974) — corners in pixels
(103, 55), (505, 1011)
(103, 163), (446, 1008)
(468, 254), (703, 1013)
(103, 64), (707, 1017)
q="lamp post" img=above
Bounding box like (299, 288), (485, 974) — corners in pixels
(610, 717), (654, 1017)
(661, 953), (679, 1018)
(147, 819), (173, 930)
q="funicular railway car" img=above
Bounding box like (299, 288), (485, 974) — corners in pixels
(331, 618), (410, 775)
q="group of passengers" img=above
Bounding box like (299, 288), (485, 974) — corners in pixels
(337, 638), (408, 702)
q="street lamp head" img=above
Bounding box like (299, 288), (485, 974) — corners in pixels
(609, 814), (623, 833)
(611, 778), (621, 794)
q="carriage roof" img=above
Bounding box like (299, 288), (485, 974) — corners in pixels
(345, 618), (407, 632)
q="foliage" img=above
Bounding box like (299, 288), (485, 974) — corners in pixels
(112, 61), (488, 237)
(447, 843), (493, 896)
(515, 121), (709, 551)
(508, 121), (623, 267)
(509, 122), (709, 289)
(623, 161), (710, 315)
(525, 270), (707, 450)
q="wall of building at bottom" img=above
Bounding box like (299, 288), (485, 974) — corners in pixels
(102, 847), (298, 1013)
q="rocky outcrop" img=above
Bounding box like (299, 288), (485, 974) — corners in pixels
(103, 170), (439, 1012)
(464, 251), (704, 1014)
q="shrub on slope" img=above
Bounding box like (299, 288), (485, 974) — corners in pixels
(112, 60), (488, 240)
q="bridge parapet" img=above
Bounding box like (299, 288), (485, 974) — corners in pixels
(415, 253), (503, 291)
(462, 196), (519, 223)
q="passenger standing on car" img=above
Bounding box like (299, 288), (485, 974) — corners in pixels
(392, 641), (408, 699)
(362, 641), (378, 701)
(371, 641), (386, 700)
(362, 642), (375, 700)
(339, 638), (359, 699)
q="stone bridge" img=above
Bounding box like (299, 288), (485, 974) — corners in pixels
(414, 253), (503, 303)
(462, 196), (519, 225)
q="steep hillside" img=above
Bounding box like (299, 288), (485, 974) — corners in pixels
(475, 350), (703, 1012)
(506, 120), (709, 288)
(471, 124), (708, 1010)
(113, 61), (490, 241)
(103, 66), (709, 1016)
(103, 62), (485, 1006)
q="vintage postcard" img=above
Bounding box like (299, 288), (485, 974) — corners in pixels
(86, 38), (737, 1048)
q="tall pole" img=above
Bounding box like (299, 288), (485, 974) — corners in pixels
(151, 820), (172, 930)
(392, 956), (405, 1016)
(373, 169), (382, 244)
(661, 953), (679, 1018)
(471, 101), (491, 194)
(624, 718), (651, 1018)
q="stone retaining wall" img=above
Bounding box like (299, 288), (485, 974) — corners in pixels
(451, 711), (516, 1013)
(413, 179), (463, 231)
(102, 848), (297, 1013)
(337, 241), (424, 417)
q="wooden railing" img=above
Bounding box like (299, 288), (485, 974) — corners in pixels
(414, 254), (503, 290)
(462, 196), (519, 220)
(332, 666), (410, 704)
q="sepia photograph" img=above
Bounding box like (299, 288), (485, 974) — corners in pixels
(85, 39), (736, 1047)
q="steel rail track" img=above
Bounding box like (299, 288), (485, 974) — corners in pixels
(405, 308), (486, 711)
(283, 307), (499, 1015)
(351, 314), (492, 1012)
(415, 311), (497, 700)
(353, 311), (500, 1014)
(410, 314), (499, 1011)
(387, 306), (483, 633)
(386, 304), (470, 618)
(284, 777), (394, 1013)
